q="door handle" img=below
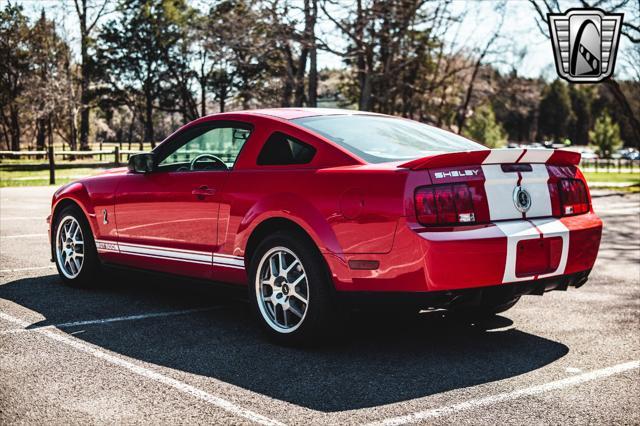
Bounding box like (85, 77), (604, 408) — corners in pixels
(192, 186), (216, 199)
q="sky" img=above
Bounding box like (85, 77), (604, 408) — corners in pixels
(4, 0), (637, 81)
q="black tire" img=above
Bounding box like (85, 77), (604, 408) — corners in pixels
(52, 205), (101, 287)
(248, 230), (337, 345)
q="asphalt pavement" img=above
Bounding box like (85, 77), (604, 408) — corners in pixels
(0, 186), (638, 425)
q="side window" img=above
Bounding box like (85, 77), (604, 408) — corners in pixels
(257, 132), (316, 166)
(157, 126), (251, 172)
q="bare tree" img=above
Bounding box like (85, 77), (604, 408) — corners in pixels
(456, 3), (505, 134)
(528, 0), (640, 144)
(73, 0), (111, 150)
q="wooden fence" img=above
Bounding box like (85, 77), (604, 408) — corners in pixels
(579, 158), (638, 173)
(0, 146), (142, 184)
(0, 146), (238, 184)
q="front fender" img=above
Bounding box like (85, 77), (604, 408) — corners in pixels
(51, 182), (99, 235)
(51, 174), (121, 242)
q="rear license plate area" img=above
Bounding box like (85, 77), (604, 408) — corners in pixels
(515, 237), (562, 277)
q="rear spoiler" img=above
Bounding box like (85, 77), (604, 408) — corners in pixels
(398, 148), (581, 170)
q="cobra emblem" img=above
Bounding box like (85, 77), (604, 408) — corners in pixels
(513, 187), (532, 213)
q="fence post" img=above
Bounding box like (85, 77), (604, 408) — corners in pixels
(114, 146), (120, 167)
(48, 146), (55, 185)
(99, 141), (103, 162)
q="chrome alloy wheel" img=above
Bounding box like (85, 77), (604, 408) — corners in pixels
(256, 246), (309, 333)
(55, 215), (85, 279)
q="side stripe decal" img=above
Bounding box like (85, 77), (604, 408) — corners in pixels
(94, 240), (245, 270)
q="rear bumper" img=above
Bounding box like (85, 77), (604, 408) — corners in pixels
(338, 270), (592, 310)
(324, 212), (602, 293)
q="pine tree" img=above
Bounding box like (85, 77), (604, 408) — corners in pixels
(589, 112), (622, 159)
(463, 103), (506, 148)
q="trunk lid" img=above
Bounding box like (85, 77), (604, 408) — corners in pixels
(404, 148), (583, 223)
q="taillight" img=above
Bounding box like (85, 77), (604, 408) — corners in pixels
(415, 184), (476, 226)
(558, 179), (589, 216)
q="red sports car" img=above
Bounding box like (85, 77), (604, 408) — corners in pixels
(49, 108), (602, 343)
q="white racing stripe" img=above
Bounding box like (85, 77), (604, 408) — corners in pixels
(481, 165), (519, 221)
(480, 148), (563, 283)
(482, 149), (523, 164)
(520, 164), (552, 218)
(494, 218), (569, 283)
(481, 162), (553, 222)
(494, 221), (542, 283)
(213, 253), (245, 269)
(0, 311), (284, 426)
(369, 360), (640, 426)
(119, 242), (212, 264)
(531, 218), (570, 279)
(519, 149), (553, 163)
(94, 239), (245, 270)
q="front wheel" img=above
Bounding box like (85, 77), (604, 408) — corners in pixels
(53, 205), (101, 287)
(248, 231), (337, 345)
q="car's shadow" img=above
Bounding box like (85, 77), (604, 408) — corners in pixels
(0, 272), (569, 412)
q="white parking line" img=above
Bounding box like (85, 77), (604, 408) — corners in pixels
(0, 311), (284, 426)
(0, 216), (44, 221)
(0, 307), (224, 335)
(0, 265), (55, 273)
(52, 307), (221, 328)
(0, 233), (48, 239)
(368, 360), (640, 425)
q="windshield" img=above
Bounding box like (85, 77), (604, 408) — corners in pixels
(292, 115), (486, 163)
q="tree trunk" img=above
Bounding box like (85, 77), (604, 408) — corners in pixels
(200, 77), (207, 117)
(9, 106), (20, 151)
(293, 48), (308, 106)
(144, 89), (155, 146)
(308, 46), (317, 107)
(36, 118), (47, 150)
(127, 107), (136, 150)
(0, 111), (10, 150)
(79, 0), (90, 150)
(281, 44), (295, 107)
(355, 0), (366, 110)
(604, 79), (640, 148)
(307, 0), (318, 107)
(456, 62), (481, 134)
(294, 0), (312, 107)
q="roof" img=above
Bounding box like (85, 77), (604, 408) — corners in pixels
(242, 108), (380, 120)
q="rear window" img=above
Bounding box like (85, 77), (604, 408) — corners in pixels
(292, 115), (485, 163)
(257, 132), (316, 165)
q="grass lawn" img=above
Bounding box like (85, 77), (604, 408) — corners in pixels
(0, 167), (105, 187)
(583, 171), (640, 184)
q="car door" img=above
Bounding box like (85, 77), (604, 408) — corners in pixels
(113, 121), (252, 279)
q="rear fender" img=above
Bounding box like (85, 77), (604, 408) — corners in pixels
(234, 192), (343, 258)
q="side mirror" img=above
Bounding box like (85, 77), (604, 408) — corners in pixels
(127, 153), (155, 173)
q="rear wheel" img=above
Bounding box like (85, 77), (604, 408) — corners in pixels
(53, 205), (100, 287)
(248, 231), (336, 345)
